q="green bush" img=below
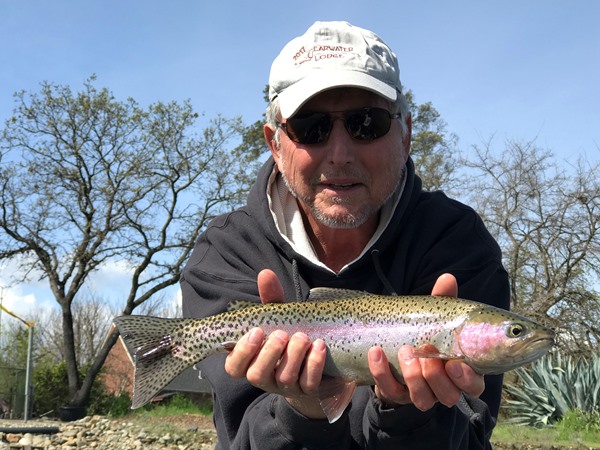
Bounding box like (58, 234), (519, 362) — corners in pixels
(503, 352), (600, 427)
(104, 391), (132, 417)
(33, 361), (71, 416)
(32, 361), (112, 417)
(134, 393), (213, 418)
(557, 409), (600, 434)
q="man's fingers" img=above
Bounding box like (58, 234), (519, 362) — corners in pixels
(431, 273), (458, 297)
(420, 357), (462, 408)
(445, 360), (485, 398)
(225, 327), (265, 379)
(246, 330), (289, 388)
(299, 339), (327, 395)
(276, 332), (312, 392)
(258, 269), (285, 304)
(368, 347), (410, 406)
(398, 345), (437, 411)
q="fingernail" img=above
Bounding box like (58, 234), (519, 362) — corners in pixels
(400, 346), (414, 364)
(369, 348), (382, 363)
(248, 328), (263, 345)
(313, 339), (326, 352)
(447, 362), (463, 379)
(272, 330), (288, 342)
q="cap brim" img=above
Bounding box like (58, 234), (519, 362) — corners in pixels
(277, 72), (398, 118)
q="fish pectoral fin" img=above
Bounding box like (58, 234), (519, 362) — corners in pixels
(411, 346), (462, 360)
(318, 376), (357, 424)
(220, 341), (237, 352)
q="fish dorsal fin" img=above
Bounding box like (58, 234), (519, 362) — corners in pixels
(318, 376), (357, 423)
(227, 300), (258, 312)
(308, 287), (368, 302)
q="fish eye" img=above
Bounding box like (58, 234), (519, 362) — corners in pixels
(507, 323), (526, 338)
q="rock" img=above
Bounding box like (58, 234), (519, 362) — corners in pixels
(18, 432), (33, 445)
(5, 433), (20, 443)
(32, 435), (49, 447)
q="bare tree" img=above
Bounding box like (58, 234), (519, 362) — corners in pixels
(0, 77), (261, 407)
(461, 137), (600, 354)
(404, 90), (460, 192)
(30, 293), (124, 368)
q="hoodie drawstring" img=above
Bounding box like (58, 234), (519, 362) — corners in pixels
(371, 249), (398, 296)
(291, 258), (304, 302)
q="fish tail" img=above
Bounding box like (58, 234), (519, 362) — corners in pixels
(113, 315), (201, 409)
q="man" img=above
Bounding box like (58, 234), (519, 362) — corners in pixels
(181, 21), (509, 449)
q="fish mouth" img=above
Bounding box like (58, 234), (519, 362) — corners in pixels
(468, 332), (556, 375)
(528, 329), (556, 350)
(522, 336), (555, 356)
(510, 329), (555, 360)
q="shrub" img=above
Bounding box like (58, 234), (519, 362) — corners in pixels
(32, 361), (112, 417)
(105, 391), (132, 417)
(557, 409), (600, 434)
(33, 361), (71, 416)
(503, 352), (600, 427)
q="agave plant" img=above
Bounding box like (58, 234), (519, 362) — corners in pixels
(503, 352), (600, 427)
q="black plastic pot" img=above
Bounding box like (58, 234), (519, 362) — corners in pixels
(59, 405), (87, 422)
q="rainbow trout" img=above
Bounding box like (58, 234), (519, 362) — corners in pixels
(114, 288), (554, 423)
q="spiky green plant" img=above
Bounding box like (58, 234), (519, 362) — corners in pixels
(503, 352), (600, 427)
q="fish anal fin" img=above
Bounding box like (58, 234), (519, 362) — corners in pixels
(318, 376), (357, 424)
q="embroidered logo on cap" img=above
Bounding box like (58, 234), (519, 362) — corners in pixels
(293, 45), (356, 65)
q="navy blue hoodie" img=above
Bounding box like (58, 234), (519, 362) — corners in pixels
(181, 157), (509, 449)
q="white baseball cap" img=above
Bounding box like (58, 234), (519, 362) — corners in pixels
(268, 21), (402, 118)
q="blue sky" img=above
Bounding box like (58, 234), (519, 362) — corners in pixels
(1, 0), (599, 318)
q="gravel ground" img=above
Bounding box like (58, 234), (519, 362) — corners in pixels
(2, 416), (598, 449)
(0, 414), (217, 449)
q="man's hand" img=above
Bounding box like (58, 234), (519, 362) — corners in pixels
(224, 269), (328, 419)
(225, 271), (485, 417)
(368, 273), (486, 411)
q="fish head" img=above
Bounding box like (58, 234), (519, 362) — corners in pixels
(455, 308), (555, 375)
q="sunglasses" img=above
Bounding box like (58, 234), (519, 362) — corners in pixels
(278, 107), (401, 145)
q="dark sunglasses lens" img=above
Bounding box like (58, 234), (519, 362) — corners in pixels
(345, 108), (391, 141)
(286, 113), (331, 144)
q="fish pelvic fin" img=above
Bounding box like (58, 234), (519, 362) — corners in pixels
(318, 376), (357, 424)
(113, 315), (196, 409)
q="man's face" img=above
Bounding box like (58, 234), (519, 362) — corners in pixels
(268, 88), (411, 229)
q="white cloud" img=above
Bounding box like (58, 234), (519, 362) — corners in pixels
(0, 286), (38, 323)
(87, 260), (135, 293)
(169, 287), (183, 316)
(1, 256), (181, 321)
(0, 256), (60, 323)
